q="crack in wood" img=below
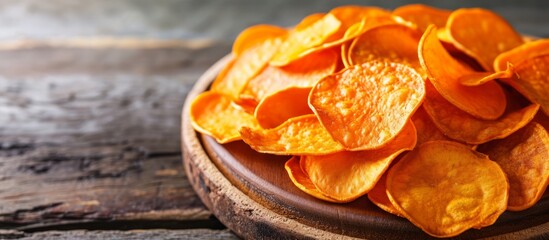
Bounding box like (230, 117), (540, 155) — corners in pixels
(147, 152), (181, 159)
(15, 145), (147, 180)
(0, 142), (35, 157)
(15, 218), (227, 233)
(75, 166), (141, 181)
(0, 229), (239, 239)
(17, 155), (100, 175)
(0, 143), (34, 151)
(0, 203), (64, 221)
(41, 210), (97, 221)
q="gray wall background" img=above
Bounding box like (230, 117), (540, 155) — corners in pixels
(0, 0), (546, 42)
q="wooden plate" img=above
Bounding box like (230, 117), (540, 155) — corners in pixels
(181, 55), (549, 239)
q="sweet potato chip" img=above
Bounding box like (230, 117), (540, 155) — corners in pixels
(190, 91), (260, 143)
(284, 156), (342, 203)
(447, 8), (524, 71)
(340, 21), (363, 68)
(435, 27), (484, 71)
(494, 40), (549, 115)
(327, 6), (391, 42)
(478, 122), (549, 211)
(500, 55), (549, 115)
(436, 27), (452, 43)
(339, 16), (402, 68)
(242, 48), (337, 101)
(211, 29), (286, 99)
(232, 24), (287, 56)
(393, 4), (451, 32)
(231, 97), (257, 115)
(423, 82), (540, 144)
(270, 13), (341, 66)
(386, 141), (508, 238)
(300, 7), (395, 59)
(348, 24), (422, 72)
(411, 107), (451, 145)
(295, 13), (326, 30)
(419, 25), (507, 120)
(240, 114), (344, 155)
(254, 87), (313, 129)
(309, 61), (424, 150)
(494, 39), (549, 70)
(459, 62), (514, 86)
(301, 121), (416, 202)
(367, 170), (403, 217)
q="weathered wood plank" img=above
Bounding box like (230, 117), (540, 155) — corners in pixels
(0, 229), (239, 240)
(0, 40), (230, 230)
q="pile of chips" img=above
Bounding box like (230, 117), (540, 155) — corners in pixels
(190, 4), (548, 238)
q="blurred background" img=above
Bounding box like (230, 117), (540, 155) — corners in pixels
(0, 0), (547, 43)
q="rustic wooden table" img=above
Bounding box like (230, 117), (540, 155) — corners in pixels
(0, 1), (547, 239)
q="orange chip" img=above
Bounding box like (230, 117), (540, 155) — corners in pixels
(436, 27), (487, 72)
(340, 21), (364, 68)
(190, 91), (260, 143)
(309, 61), (425, 150)
(494, 39), (549, 70)
(242, 48), (338, 101)
(478, 122), (549, 211)
(339, 16), (403, 68)
(393, 4), (451, 32)
(240, 114), (344, 155)
(419, 25), (507, 120)
(254, 87), (313, 129)
(423, 81), (540, 144)
(368, 168), (403, 217)
(211, 56), (236, 91)
(211, 29), (286, 99)
(498, 55), (549, 116)
(348, 24), (422, 72)
(411, 106), (451, 145)
(436, 27), (452, 42)
(301, 121), (416, 202)
(386, 141), (508, 238)
(232, 24), (287, 56)
(284, 156), (342, 203)
(301, 7), (396, 60)
(458, 62), (514, 86)
(327, 5), (391, 42)
(446, 8), (524, 71)
(295, 13), (326, 30)
(494, 40), (549, 115)
(231, 97), (257, 115)
(270, 13), (341, 66)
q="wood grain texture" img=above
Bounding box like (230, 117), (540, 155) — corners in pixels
(0, 229), (239, 240)
(183, 55), (549, 240)
(0, 40), (229, 230)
